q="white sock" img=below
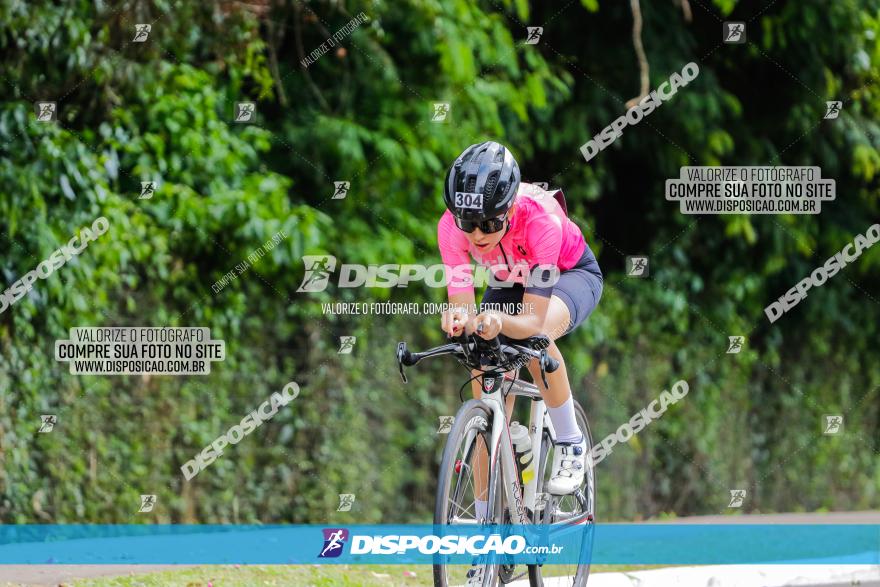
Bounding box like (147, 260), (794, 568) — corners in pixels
(547, 396), (583, 444)
(474, 499), (489, 521)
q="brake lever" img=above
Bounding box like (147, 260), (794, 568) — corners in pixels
(444, 331), (469, 366)
(396, 342), (408, 384)
(539, 349), (550, 389)
(398, 362), (407, 384)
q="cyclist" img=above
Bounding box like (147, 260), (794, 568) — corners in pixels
(438, 141), (603, 518)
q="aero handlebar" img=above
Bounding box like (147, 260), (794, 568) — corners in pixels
(396, 333), (559, 386)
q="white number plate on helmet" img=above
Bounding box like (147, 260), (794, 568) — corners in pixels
(454, 192), (484, 209)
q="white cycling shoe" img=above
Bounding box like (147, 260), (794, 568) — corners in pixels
(546, 436), (587, 495)
(465, 563), (485, 586)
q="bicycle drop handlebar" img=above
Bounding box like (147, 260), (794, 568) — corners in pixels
(396, 331), (560, 386)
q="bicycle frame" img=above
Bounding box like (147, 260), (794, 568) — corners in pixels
(398, 334), (591, 528)
(460, 370), (558, 526)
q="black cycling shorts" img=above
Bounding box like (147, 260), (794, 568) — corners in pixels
(479, 246), (603, 336)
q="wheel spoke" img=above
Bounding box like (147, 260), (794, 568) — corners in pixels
(436, 407), (499, 587)
(445, 427), (486, 524)
(448, 496), (475, 520)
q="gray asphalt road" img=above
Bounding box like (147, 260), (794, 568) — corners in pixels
(645, 510), (880, 524)
(0, 565), (194, 586)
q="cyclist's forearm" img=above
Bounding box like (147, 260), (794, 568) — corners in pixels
(499, 312), (544, 338)
(499, 292), (549, 338)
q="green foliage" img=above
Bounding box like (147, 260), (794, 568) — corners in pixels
(0, 0), (878, 524)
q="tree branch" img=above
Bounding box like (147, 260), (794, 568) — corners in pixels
(625, 0), (650, 109)
(265, 15), (289, 107)
(293, 2), (331, 112)
(674, 0), (693, 23)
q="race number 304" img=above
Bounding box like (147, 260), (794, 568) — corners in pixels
(454, 192), (483, 209)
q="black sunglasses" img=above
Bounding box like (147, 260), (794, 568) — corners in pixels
(454, 214), (508, 234)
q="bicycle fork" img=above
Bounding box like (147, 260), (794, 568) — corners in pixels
(481, 373), (531, 525)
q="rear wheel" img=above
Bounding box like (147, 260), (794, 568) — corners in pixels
(528, 398), (595, 586)
(434, 400), (502, 587)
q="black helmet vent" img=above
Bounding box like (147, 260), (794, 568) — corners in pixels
(484, 171), (499, 199)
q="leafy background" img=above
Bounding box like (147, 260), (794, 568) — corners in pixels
(0, 0), (878, 523)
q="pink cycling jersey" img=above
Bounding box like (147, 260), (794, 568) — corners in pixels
(437, 183), (587, 296)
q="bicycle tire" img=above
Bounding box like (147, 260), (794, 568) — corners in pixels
(433, 399), (503, 587)
(528, 398), (595, 587)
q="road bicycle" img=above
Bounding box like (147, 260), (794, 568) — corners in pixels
(397, 331), (595, 586)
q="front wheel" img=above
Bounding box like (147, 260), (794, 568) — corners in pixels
(528, 398), (595, 587)
(433, 400), (503, 587)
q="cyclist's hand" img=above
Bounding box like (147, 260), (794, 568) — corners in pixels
(441, 307), (470, 337)
(473, 311), (503, 339)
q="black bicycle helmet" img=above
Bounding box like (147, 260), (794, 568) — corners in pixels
(443, 141), (521, 221)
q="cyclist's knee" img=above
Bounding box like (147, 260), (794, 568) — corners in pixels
(526, 357), (540, 376)
(470, 368), (483, 399)
(526, 340), (563, 379)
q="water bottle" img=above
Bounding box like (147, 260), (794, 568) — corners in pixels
(509, 421), (535, 485)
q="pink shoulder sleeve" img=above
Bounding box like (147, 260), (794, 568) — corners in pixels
(437, 212), (474, 296)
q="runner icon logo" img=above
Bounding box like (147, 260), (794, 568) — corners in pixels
(319, 528), (349, 558)
(297, 256), (338, 292)
(823, 415), (843, 435)
(140, 181), (157, 200)
(337, 494), (356, 512)
(139, 495), (157, 513)
(723, 22), (746, 43)
(437, 416), (455, 434)
(333, 181), (350, 199)
(728, 489), (746, 508)
(525, 27), (543, 44)
(38, 415), (57, 433)
(824, 101), (842, 119)
(133, 24), (151, 42)
(627, 256), (649, 277)
(431, 103), (450, 122)
(234, 102), (255, 123)
(338, 336), (356, 354)
(35, 102), (57, 122)
(726, 336), (744, 354)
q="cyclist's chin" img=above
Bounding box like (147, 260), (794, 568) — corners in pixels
(473, 240), (497, 253)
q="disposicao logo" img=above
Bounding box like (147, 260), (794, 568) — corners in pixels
(297, 256), (560, 292)
(319, 528), (349, 558)
(349, 534), (528, 555)
(316, 529), (535, 557)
